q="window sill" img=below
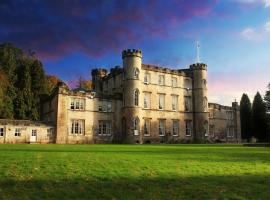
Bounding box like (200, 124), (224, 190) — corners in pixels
(185, 134), (192, 137)
(144, 134), (150, 137)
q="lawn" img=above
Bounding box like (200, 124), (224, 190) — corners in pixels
(0, 144), (269, 200)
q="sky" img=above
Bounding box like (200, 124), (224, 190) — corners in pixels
(0, 0), (270, 106)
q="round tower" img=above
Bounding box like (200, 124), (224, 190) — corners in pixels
(122, 49), (142, 143)
(190, 63), (208, 141)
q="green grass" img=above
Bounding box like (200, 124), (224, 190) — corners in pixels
(0, 144), (270, 200)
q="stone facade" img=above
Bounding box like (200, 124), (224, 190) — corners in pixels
(0, 119), (54, 144)
(0, 49), (241, 144)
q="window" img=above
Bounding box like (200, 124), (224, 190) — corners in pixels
(172, 120), (179, 136)
(0, 128), (4, 137)
(184, 96), (192, 111)
(158, 94), (165, 110)
(158, 75), (165, 85)
(144, 92), (151, 109)
(227, 126), (234, 138)
(70, 120), (85, 135)
(144, 73), (150, 84)
(99, 101), (112, 112)
(209, 125), (215, 136)
(15, 128), (21, 137)
(159, 120), (165, 136)
(203, 97), (208, 111)
(133, 117), (140, 135)
(184, 79), (192, 89)
(134, 89), (139, 106)
(47, 128), (53, 137)
(134, 68), (139, 79)
(185, 121), (192, 136)
(172, 77), (177, 87)
(172, 95), (178, 111)
(144, 119), (150, 136)
(204, 121), (208, 136)
(98, 121), (112, 136)
(209, 110), (213, 118)
(70, 98), (85, 110)
(32, 130), (37, 136)
(226, 111), (234, 120)
(202, 79), (207, 87)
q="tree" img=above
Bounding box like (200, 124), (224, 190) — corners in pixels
(265, 83), (270, 112)
(252, 92), (268, 141)
(30, 59), (49, 120)
(0, 43), (23, 118)
(0, 42), (53, 120)
(76, 76), (92, 91)
(240, 93), (252, 141)
(14, 60), (33, 119)
(47, 75), (61, 93)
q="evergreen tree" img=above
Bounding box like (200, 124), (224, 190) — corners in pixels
(30, 59), (49, 120)
(252, 92), (268, 141)
(265, 83), (270, 112)
(240, 93), (252, 140)
(15, 60), (33, 119)
(0, 43), (22, 118)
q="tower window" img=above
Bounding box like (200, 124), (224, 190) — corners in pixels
(134, 89), (139, 106)
(204, 121), (209, 136)
(134, 68), (139, 79)
(134, 117), (140, 135)
(203, 97), (208, 111)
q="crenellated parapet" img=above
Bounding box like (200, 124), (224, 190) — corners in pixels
(122, 49), (142, 59)
(190, 63), (207, 70)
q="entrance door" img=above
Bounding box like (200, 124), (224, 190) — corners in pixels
(30, 130), (37, 143)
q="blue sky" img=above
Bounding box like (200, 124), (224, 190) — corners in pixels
(1, 0), (270, 105)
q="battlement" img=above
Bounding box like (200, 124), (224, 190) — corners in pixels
(122, 49), (142, 59)
(190, 63), (207, 70)
(91, 68), (108, 78)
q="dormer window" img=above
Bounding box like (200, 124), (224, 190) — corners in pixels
(134, 68), (139, 79)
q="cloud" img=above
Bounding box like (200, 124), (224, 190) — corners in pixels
(241, 21), (270, 41)
(234, 0), (270, 7)
(0, 0), (217, 60)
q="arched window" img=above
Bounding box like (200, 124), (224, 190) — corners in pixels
(134, 117), (140, 135)
(203, 97), (208, 111)
(202, 79), (207, 86)
(204, 121), (208, 136)
(134, 68), (139, 79)
(134, 89), (139, 106)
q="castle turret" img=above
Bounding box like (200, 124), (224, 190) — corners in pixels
(190, 63), (208, 141)
(91, 68), (107, 93)
(122, 49), (142, 143)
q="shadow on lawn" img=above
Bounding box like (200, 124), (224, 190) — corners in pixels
(0, 175), (270, 200)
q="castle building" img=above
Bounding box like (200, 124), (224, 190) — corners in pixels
(0, 49), (241, 144)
